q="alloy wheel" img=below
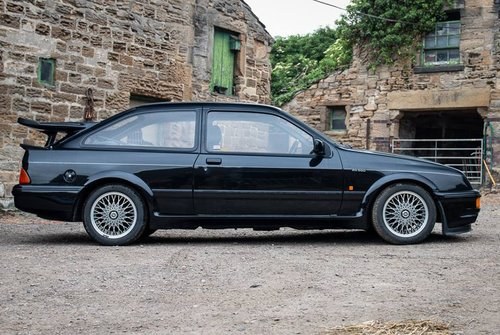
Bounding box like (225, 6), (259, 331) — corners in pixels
(90, 191), (138, 239)
(382, 190), (429, 238)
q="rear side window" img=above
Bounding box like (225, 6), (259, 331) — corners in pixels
(84, 111), (197, 149)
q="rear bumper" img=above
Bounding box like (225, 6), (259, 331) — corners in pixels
(12, 185), (81, 221)
(435, 190), (480, 236)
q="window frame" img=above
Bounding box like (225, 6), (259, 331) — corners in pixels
(210, 27), (240, 96)
(37, 57), (56, 87)
(327, 106), (347, 133)
(82, 110), (200, 152)
(421, 20), (461, 67)
(204, 110), (315, 157)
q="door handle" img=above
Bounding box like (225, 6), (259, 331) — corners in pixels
(206, 158), (222, 165)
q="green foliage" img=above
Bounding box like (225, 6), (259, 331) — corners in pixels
(270, 1), (450, 106)
(320, 38), (353, 72)
(337, 0), (451, 66)
(271, 27), (351, 106)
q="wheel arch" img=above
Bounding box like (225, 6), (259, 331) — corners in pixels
(361, 173), (442, 226)
(72, 172), (155, 222)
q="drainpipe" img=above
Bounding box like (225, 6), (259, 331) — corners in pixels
(483, 120), (495, 169)
(366, 119), (371, 150)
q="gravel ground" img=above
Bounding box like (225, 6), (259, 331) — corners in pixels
(0, 193), (499, 335)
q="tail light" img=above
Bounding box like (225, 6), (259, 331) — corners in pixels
(19, 168), (31, 185)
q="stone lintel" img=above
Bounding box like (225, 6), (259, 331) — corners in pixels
(387, 89), (491, 110)
(318, 100), (353, 106)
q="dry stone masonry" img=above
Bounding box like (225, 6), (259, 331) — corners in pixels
(0, 0), (273, 208)
(284, 0), (500, 177)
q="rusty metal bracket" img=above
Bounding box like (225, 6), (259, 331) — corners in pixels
(83, 88), (95, 121)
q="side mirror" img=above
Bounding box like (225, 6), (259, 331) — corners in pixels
(312, 139), (325, 156)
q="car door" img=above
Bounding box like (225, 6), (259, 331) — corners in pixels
(82, 107), (201, 215)
(193, 108), (343, 216)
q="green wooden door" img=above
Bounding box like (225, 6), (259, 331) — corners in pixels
(211, 30), (235, 96)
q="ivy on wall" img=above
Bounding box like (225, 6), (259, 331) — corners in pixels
(337, 0), (452, 66)
(270, 0), (451, 106)
(271, 27), (349, 106)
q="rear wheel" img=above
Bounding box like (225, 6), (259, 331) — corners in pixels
(83, 184), (146, 246)
(372, 184), (436, 244)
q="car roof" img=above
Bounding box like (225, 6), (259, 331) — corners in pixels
(131, 101), (280, 111)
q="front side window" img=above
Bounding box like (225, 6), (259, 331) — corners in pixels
(206, 112), (313, 155)
(422, 19), (461, 66)
(211, 28), (240, 96)
(85, 111), (196, 149)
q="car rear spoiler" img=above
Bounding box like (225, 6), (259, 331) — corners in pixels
(17, 117), (95, 148)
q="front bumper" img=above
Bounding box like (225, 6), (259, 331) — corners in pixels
(12, 185), (81, 221)
(435, 190), (480, 236)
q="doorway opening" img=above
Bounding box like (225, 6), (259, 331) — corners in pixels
(399, 110), (483, 140)
(394, 110), (484, 185)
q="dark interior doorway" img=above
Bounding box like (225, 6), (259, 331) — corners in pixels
(399, 110), (483, 140)
(396, 110), (485, 185)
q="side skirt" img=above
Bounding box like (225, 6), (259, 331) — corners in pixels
(149, 213), (368, 230)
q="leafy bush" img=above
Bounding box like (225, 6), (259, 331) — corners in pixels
(271, 27), (351, 106)
(335, 0), (450, 66)
(270, 0), (450, 106)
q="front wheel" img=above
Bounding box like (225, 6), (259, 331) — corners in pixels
(83, 184), (146, 246)
(372, 184), (436, 244)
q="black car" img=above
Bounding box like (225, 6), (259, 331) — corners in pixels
(13, 102), (480, 245)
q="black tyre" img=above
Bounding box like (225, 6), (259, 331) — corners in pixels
(139, 227), (157, 240)
(83, 184), (146, 246)
(372, 183), (436, 244)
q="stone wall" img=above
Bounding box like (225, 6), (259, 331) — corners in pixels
(0, 0), (272, 208)
(284, 0), (500, 175)
(192, 0), (272, 104)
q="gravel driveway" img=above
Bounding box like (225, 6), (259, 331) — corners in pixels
(1, 193), (499, 334)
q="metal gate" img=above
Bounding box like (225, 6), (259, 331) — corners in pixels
(392, 138), (483, 185)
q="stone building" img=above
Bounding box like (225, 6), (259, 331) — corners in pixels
(285, 0), (499, 184)
(0, 0), (273, 208)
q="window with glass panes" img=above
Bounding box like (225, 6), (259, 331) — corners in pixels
(37, 58), (56, 86)
(328, 106), (346, 131)
(423, 20), (461, 66)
